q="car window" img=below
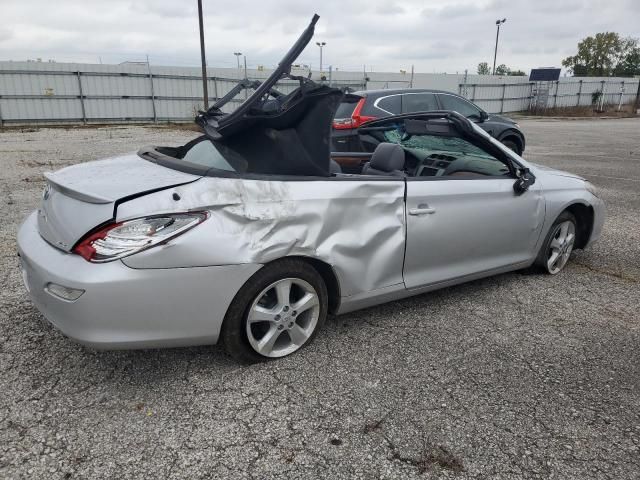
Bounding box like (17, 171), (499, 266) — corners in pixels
(181, 139), (237, 171)
(334, 101), (358, 119)
(437, 94), (481, 118)
(401, 93), (438, 113)
(374, 95), (401, 114)
(381, 121), (509, 178)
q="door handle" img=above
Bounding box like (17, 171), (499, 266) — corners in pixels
(408, 204), (436, 215)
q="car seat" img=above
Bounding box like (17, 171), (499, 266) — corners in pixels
(361, 143), (406, 176)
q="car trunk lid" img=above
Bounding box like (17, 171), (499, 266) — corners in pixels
(37, 153), (199, 252)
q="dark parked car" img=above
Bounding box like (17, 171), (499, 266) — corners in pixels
(332, 89), (525, 155)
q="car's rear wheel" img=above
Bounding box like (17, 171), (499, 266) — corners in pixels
(534, 211), (577, 275)
(221, 259), (328, 363)
(501, 138), (521, 155)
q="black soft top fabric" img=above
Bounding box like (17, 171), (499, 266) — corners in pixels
(193, 14), (345, 177)
(215, 85), (344, 176)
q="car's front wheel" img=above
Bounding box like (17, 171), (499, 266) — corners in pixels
(221, 259), (328, 363)
(534, 211), (577, 274)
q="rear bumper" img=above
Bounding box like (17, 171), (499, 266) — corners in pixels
(17, 212), (262, 349)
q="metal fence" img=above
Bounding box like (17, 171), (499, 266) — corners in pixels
(0, 66), (365, 125)
(1, 61), (638, 125)
(458, 79), (640, 114)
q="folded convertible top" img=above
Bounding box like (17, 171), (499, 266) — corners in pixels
(195, 14), (344, 177)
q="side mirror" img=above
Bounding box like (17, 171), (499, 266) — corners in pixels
(479, 110), (489, 122)
(513, 168), (535, 195)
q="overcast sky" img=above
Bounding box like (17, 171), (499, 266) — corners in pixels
(0, 0), (638, 73)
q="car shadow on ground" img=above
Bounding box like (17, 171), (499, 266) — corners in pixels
(7, 267), (529, 387)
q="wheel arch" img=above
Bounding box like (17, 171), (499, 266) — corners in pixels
(266, 255), (342, 314)
(498, 129), (525, 153)
(563, 202), (594, 249)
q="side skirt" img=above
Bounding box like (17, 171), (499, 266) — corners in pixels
(336, 260), (532, 315)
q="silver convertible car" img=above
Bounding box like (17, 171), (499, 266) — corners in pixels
(17, 16), (604, 362)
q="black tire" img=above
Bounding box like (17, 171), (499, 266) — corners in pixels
(501, 138), (521, 155)
(533, 211), (577, 275)
(221, 258), (328, 363)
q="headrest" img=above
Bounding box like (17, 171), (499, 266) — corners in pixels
(329, 159), (342, 174)
(370, 143), (405, 172)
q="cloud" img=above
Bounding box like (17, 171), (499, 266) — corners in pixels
(374, 3), (406, 15)
(0, 0), (636, 72)
(0, 27), (13, 42)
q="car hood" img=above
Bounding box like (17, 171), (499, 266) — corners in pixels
(38, 154), (199, 251)
(528, 162), (585, 181)
(488, 114), (517, 125)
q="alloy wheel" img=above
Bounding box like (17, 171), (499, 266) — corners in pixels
(246, 278), (320, 358)
(546, 220), (576, 274)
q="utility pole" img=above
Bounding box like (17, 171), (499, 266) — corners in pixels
(146, 54), (157, 123)
(197, 0), (209, 109)
(243, 55), (247, 79)
(316, 41), (326, 73)
(233, 52), (242, 78)
(492, 18), (506, 75)
(462, 69), (469, 97)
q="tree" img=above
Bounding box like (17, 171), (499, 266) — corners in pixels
(562, 32), (640, 76)
(613, 46), (640, 76)
(477, 62), (490, 75)
(488, 62), (526, 76)
(495, 64), (510, 75)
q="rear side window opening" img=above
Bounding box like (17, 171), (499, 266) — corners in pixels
(144, 128), (337, 179)
(179, 138), (238, 171)
(153, 137), (248, 174)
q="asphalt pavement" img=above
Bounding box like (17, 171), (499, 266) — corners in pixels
(1, 118), (638, 479)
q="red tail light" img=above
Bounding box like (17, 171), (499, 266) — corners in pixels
(332, 98), (377, 130)
(72, 213), (207, 263)
(73, 222), (121, 261)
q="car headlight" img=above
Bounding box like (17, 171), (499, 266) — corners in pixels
(585, 181), (599, 198)
(73, 212), (208, 262)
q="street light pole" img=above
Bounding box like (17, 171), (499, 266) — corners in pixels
(233, 52), (242, 79)
(492, 18), (506, 75)
(316, 41), (326, 73)
(197, 0), (208, 109)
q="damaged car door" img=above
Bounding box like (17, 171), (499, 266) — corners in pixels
(360, 115), (544, 289)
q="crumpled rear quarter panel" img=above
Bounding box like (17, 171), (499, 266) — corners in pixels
(119, 177), (407, 297)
